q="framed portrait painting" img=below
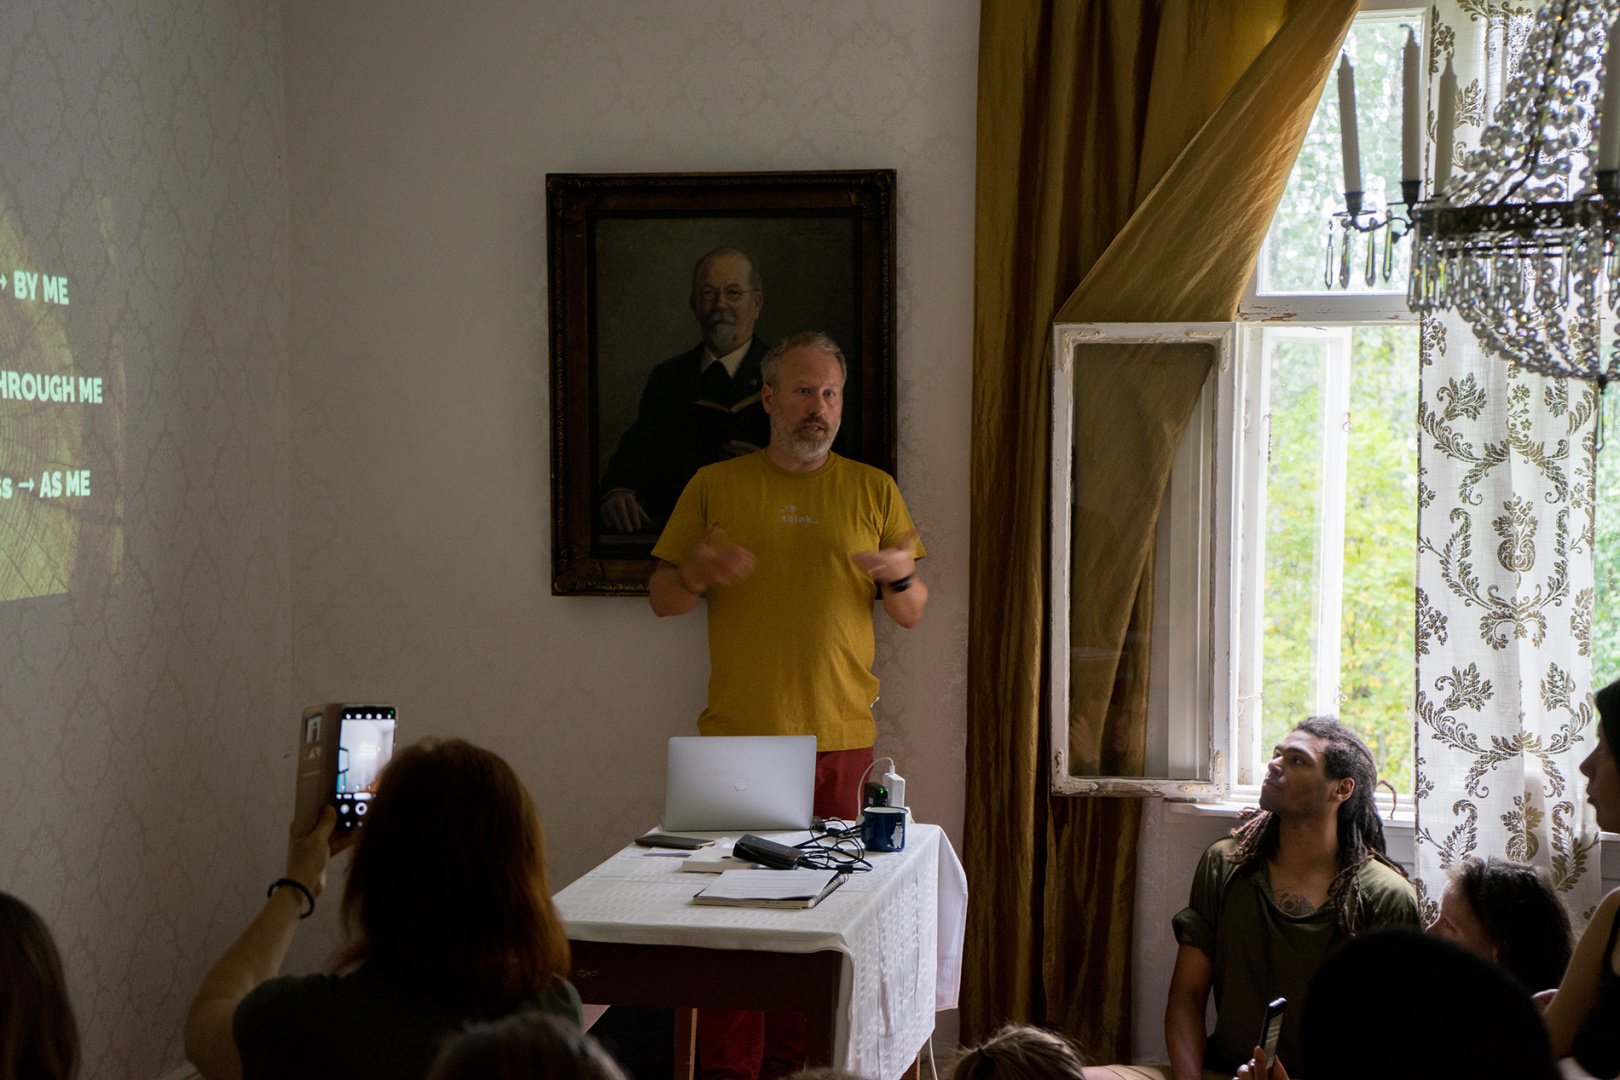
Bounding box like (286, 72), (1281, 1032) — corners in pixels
(547, 170), (897, 595)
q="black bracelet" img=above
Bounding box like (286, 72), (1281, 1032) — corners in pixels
(884, 573), (916, 595)
(268, 877), (315, 919)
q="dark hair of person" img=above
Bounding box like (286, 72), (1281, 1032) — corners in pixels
(1301, 929), (1557, 1080)
(0, 891), (79, 1080)
(781, 1070), (867, 1080)
(1596, 679), (1620, 767)
(1226, 716), (1402, 934)
(1456, 856), (1574, 991)
(337, 738), (570, 1016)
(760, 331), (849, 387)
(428, 1010), (626, 1080)
(950, 1024), (1088, 1080)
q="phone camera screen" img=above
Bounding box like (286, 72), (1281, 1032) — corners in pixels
(335, 707), (397, 824)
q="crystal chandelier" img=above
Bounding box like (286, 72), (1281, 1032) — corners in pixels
(1408, 0), (1620, 388)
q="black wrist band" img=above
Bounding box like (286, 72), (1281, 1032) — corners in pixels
(885, 573), (916, 594)
(269, 877), (315, 918)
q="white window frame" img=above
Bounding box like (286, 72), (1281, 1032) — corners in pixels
(1047, 322), (1237, 799)
(1051, 314), (1419, 804)
(1230, 321), (1418, 791)
(1241, 0), (1427, 325)
(1235, 327), (1357, 781)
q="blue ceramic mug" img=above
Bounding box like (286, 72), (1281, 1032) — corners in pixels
(860, 806), (906, 852)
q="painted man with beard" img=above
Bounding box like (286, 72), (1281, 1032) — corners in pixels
(600, 247), (773, 534)
(648, 331), (928, 1080)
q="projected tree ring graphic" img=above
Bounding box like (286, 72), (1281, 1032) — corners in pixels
(0, 196), (121, 601)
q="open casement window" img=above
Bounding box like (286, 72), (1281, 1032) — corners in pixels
(1049, 318), (1420, 801)
(1045, 5), (1426, 802)
(1048, 323), (1236, 798)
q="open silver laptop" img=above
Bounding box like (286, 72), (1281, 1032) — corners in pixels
(662, 735), (817, 832)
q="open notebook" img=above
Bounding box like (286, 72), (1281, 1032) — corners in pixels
(691, 869), (847, 909)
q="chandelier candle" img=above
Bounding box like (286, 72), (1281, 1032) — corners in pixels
(1323, 38), (1418, 291)
(1434, 57), (1457, 195)
(1600, 14), (1620, 176)
(1338, 54), (1362, 203)
(1402, 29), (1421, 194)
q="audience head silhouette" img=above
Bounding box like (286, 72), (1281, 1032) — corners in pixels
(429, 1010), (626, 1080)
(339, 737), (571, 1016)
(1598, 679), (1620, 757)
(951, 1025), (1087, 1080)
(1583, 682), (1620, 835)
(0, 891), (78, 1080)
(1428, 856), (1573, 992)
(1301, 928), (1556, 1080)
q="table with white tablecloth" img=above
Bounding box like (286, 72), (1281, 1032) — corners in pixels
(554, 822), (968, 1080)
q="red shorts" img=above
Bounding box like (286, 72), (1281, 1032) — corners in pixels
(811, 745), (874, 822)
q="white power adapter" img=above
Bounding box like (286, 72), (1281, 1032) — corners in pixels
(880, 768), (906, 810)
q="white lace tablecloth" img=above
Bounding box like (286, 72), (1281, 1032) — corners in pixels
(555, 823), (967, 1080)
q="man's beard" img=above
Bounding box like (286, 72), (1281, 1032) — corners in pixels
(701, 310), (740, 353)
(1257, 784), (1280, 813)
(771, 410), (839, 463)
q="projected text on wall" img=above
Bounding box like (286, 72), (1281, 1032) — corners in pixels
(0, 196), (123, 603)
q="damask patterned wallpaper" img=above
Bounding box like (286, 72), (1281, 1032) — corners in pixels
(279, 0), (977, 1004)
(0, 1), (290, 1078)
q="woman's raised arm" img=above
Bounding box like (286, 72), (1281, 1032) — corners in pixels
(184, 806), (339, 1080)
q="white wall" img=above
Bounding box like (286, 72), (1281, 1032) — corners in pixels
(0, 2), (290, 1077)
(279, 0), (978, 972)
(1130, 805), (1228, 1063)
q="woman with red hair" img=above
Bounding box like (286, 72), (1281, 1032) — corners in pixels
(186, 738), (579, 1080)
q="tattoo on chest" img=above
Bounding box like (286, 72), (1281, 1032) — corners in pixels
(1275, 889), (1317, 916)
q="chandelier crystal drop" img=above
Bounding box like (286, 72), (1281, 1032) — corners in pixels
(1408, 0), (1620, 388)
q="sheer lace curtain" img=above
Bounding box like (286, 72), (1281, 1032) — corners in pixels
(1414, 0), (1603, 925)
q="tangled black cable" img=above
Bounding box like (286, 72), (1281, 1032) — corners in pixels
(791, 817), (871, 873)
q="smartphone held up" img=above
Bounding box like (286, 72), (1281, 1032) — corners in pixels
(293, 703), (398, 837)
(1257, 997), (1286, 1073)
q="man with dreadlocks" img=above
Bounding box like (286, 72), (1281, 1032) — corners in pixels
(1085, 717), (1419, 1080)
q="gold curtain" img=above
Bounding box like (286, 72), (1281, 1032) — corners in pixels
(964, 0), (1359, 1059)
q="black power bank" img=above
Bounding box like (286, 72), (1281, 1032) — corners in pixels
(734, 834), (805, 870)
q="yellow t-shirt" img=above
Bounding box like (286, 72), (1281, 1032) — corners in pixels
(652, 451), (925, 751)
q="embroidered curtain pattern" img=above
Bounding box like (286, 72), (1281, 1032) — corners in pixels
(1414, 0), (1603, 924)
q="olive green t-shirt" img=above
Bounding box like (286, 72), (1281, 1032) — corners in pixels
(233, 963), (583, 1080)
(1171, 836), (1419, 1076)
(652, 451), (923, 751)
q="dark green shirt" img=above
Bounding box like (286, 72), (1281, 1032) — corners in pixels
(1171, 836), (1419, 1076)
(233, 962), (583, 1080)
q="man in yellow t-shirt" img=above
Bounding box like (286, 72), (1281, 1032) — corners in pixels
(650, 329), (928, 804)
(649, 329), (928, 1080)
